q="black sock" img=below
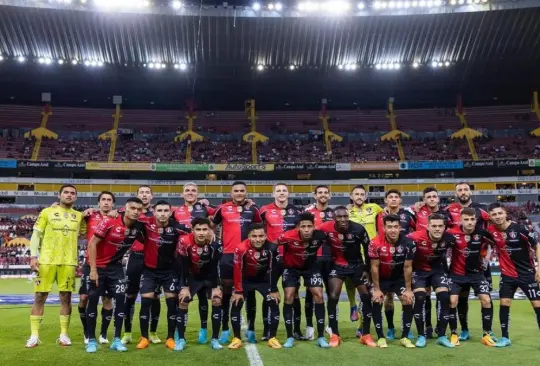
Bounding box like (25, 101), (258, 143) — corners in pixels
(198, 291), (209, 329)
(457, 296), (469, 331)
(246, 291), (256, 332)
(284, 303), (294, 338)
(500, 305), (510, 338)
(124, 297), (136, 333)
(360, 293), (372, 335)
(166, 297), (177, 339)
(425, 296), (433, 328)
(293, 297), (302, 333)
(221, 293), (231, 331)
(435, 297), (441, 333)
(401, 305), (413, 339)
(211, 305), (222, 339)
(267, 299), (280, 338)
(176, 307), (188, 340)
(413, 292), (426, 337)
(100, 308), (113, 338)
(372, 302), (384, 338)
(435, 292), (450, 337)
(262, 300), (269, 337)
(534, 307), (540, 332)
(114, 294), (125, 339)
(327, 298), (339, 336)
(314, 302), (326, 339)
(150, 297), (161, 333)
(385, 308), (395, 329)
(85, 289), (99, 341)
(230, 300), (243, 339)
(305, 291), (314, 327)
(481, 306), (493, 334)
(140, 297), (153, 338)
(78, 306), (88, 338)
(449, 307), (458, 334)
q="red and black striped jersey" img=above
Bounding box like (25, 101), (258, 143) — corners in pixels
(213, 202), (262, 254)
(318, 220), (370, 268)
(413, 205), (452, 231)
(445, 202), (489, 231)
(233, 239), (279, 294)
(447, 226), (494, 276)
(173, 203), (217, 228)
(407, 230), (454, 272)
(304, 205), (334, 257)
(118, 207), (154, 252)
(368, 233), (415, 281)
(376, 208), (416, 237)
(177, 233), (222, 287)
(278, 229), (328, 271)
(260, 203), (302, 243)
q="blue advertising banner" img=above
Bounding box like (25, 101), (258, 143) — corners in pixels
(0, 159), (17, 169)
(399, 161), (464, 170)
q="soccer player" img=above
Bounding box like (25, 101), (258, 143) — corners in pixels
(279, 212), (330, 349)
(212, 181), (261, 344)
(228, 224), (281, 349)
(26, 184), (85, 348)
(85, 197), (145, 353)
(304, 185), (334, 340)
(136, 200), (190, 350)
(447, 208), (496, 347)
(319, 206), (373, 348)
(175, 217), (223, 351)
(79, 191), (116, 345)
(376, 189), (416, 341)
(260, 183), (303, 340)
(487, 203), (540, 347)
(407, 213), (455, 348)
(369, 214), (416, 349)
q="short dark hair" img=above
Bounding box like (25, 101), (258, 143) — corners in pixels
(137, 185), (152, 194)
(231, 181), (247, 188)
(423, 187), (438, 196)
(248, 223), (265, 233)
(273, 182), (288, 190)
(296, 212), (315, 225)
(314, 185), (329, 194)
(385, 189), (401, 198)
(126, 197), (144, 205)
(154, 200), (171, 209)
(455, 182), (471, 189)
(383, 214), (401, 225)
(428, 213), (446, 222)
(59, 184), (77, 194)
(334, 205), (348, 212)
(351, 185), (366, 193)
(97, 191), (116, 203)
(488, 202), (506, 212)
(191, 217), (211, 228)
(460, 207), (476, 217)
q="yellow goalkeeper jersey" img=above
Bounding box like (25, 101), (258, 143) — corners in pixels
(348, 203), (383, 240)
(33, 206), (86, 266)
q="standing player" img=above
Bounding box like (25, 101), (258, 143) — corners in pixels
(79, 192), (116, 345)
(136, 201), (190, 350)
(447, 208), (496, 346)
(407, 214), (454, 348)
(319, 207), (374, 348)
(26, 185), (85, 348)
(369, 214), (416, 349)
(304, 185), (334, 339)
(175, 217), (223, 351)
(85, 197), (145, 353)
(228, 224), (282, 349)
(487, 203), (540, 347)
(212, 181), (261, 344)
(279, 212), (330, 349)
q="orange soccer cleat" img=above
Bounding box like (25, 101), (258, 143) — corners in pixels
(136, 337), (150, 349)
(360, 334), (377, 347)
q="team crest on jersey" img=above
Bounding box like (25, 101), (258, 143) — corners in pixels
(509, 231), (517, 239)
(432, 243), (438, 249)
(390, 247), (395, 254)
(254, 252), (260, 259)
(319, 212), (325, 218)
(288, 209), (295, 215)
(195, 205), (201, 210)
(237, 206), (243, 212)
(347, 234), (353, 240)
(71, 214), (77, 219)
(166, 227), (173, 233)
(366, 207), (372, 214)
(262, 250), (267, 257)
(397, 246), (403, 253)
(312, 240), (318, 245)
(338, 234), (344, 240)
(400, 214), (406, 220)
(328, 212), (333, 217)
(473, 234), (480, 241)
(464, 235), (471, 242)
(281, 210), (286, 216)
(64, 213), (69, 218)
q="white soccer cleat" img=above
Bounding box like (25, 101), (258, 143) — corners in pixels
(99, 335), (109, 344)
(25, 336), (40, 348)
(57, 334), (72, 346)
(305, 326), (315, 341)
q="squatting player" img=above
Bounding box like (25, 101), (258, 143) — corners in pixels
(26, 184), (85, 348)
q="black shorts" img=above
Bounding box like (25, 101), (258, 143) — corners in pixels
(86, 265), (126, 298)
(79, 263), (90, 295)
(377, 279), (407, 296)
(125, 251), (144, 295)
(412, 271), (449, 291)
(183, 277), (217, 302)
(242, 281), (271, 297)
(317, 257), (332, 284)
(484, 267), (493, 292)
(499, 274), (540, 301)
(329, 265), (368, 287)
(219, 253), (234, 281)
(450, 273), (490, 296)
(140, 267), (178, 295)
(282, 267), (323, 289)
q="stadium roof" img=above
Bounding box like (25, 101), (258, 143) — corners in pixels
(0, 1), (539, 110)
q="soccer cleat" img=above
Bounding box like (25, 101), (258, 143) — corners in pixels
(228, 337), (243, 349)
(149, 333), (161, 344)
(489, 332), (499, 343)
(481, 333), (496, 347)
(386, 328), (396, 340)
(218, 330), (230, 344)
(99, 335), (109, 344)
(57, 334), (72, 346)
(86, 339), (98, 353)
(246, 330), (257, 344)
(450, 333), (460, 346)
(293, 331), (305, 341)
(325, 326), (333, 337)
(355, 328), (363, 338)
(165, 338), (175, 350)
(25, 336), (40, 348)
(458, 330), (470, 341)
(84, 337), (89, 345)
(400, 337), (416, 348)
(110, 337), (128, 352)
(198, 328), (208, 344)
(495, 337), (512, 348)
(408, 331), (415, 340)
(376, 338), (388, 348)
(360, 334), (377, 347)
(121, 333), (132, 345)
(261, 336), (269, 341)
(305, 326), (315, 341)
(437, 336), (455, 348)
(415, 335), (427, 348)
(136, 337), (150, 349)
(329, 334), (342, 348)
(425, 327), (434, 339)
(173, 339), (187, 352)
(283, 337), (295, 348)
(268, 337), (282, 349)
(210, 338), (223, 350)
(350, 305), (359, 322)
(316, 337), (330, 348)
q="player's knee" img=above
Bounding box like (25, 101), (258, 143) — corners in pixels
(311, 290), (324, 304)
(414, 291), (426, 303)
(179, 301), (189, 310)
(479, 295), (491, 307)
(79, 295), (88, 306)
(211, 298), (222, 307)
(102, 297), (113, 308)
(436, 291), (450, 304)
(328, 291), (340, 302)
(500, 298), (512, 307)
(450, 296), (459, 307)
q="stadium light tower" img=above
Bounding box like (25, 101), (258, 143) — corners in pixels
(24, 93), (57, 161)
